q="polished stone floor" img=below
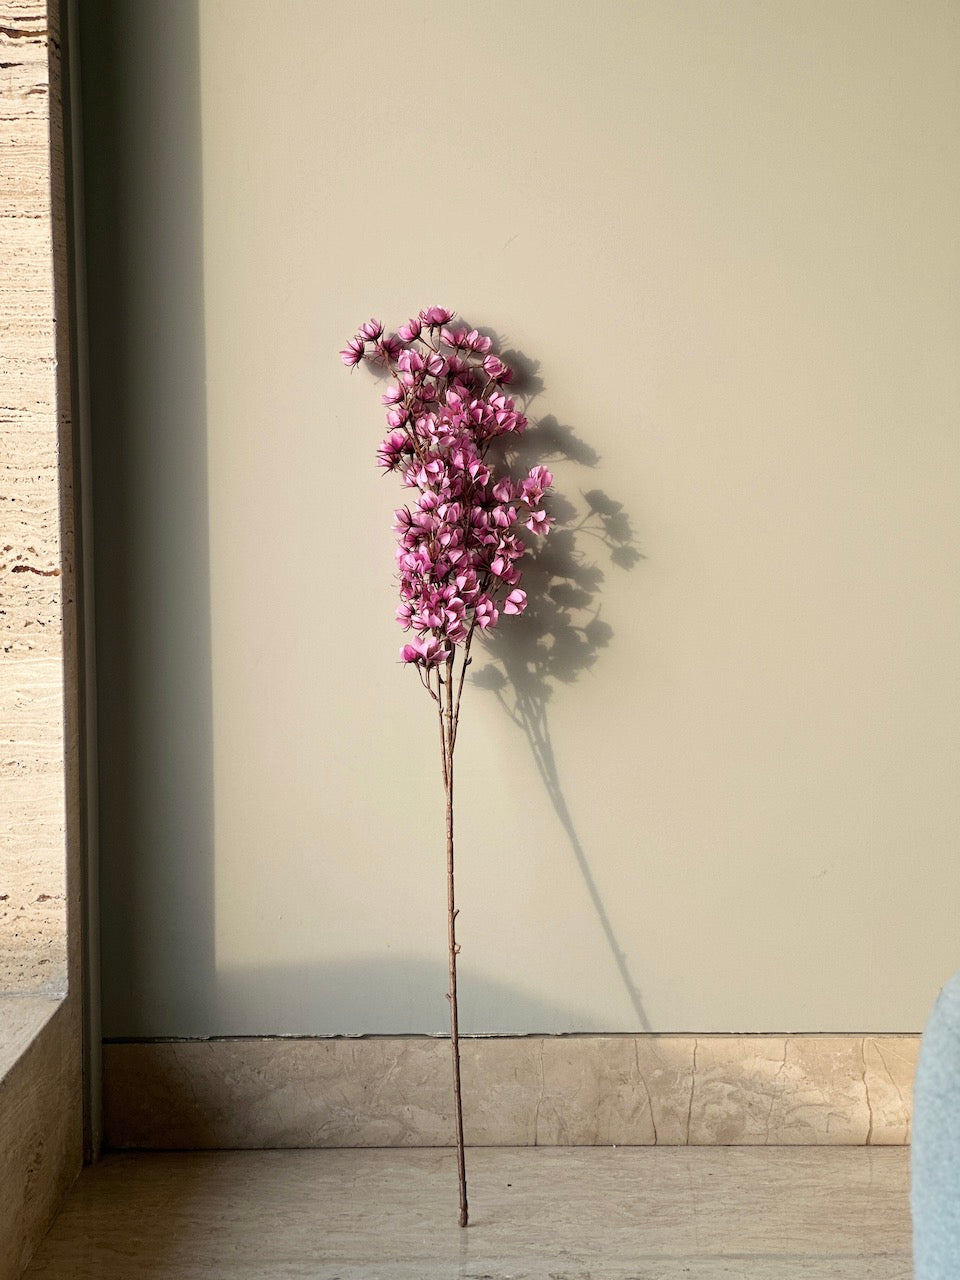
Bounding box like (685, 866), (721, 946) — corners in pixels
(24, 1147), (912, 1279)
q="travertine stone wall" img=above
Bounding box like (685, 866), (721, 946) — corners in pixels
(0, 3), (84, 1277)
(0, 0), (69, 992)
(0, 998), (78, 1278)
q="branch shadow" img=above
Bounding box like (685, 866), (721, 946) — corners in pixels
(468, 333), (652, 1031)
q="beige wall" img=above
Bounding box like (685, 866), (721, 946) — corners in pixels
(83, 0), (960, 1037)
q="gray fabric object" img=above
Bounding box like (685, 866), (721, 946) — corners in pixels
(913, 971), (960, 1278)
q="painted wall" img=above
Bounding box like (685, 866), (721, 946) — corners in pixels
(81, 0), (960, 1038)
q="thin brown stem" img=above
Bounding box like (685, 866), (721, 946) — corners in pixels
(440, 654), (468, 1227)
(417, 659), (439, 701)
(436, 702), (449, 794)
(450, 625), (476, 754)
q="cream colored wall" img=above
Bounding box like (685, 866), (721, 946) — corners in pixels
(84, 0), (960, 1037)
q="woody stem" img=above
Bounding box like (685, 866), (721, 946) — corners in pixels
(443, 652), (468, 1228)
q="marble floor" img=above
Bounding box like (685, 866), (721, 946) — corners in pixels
(24, 1147), (912, 1279)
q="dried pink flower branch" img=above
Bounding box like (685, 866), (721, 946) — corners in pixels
(342, 309), (554, 1226)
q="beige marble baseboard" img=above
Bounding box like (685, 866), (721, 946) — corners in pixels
(103, 1034), (917, 1150)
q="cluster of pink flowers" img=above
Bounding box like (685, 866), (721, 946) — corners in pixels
(342, 307), (553, 666)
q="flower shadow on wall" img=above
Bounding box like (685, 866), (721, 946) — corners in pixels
(469, 344), (651, 1031)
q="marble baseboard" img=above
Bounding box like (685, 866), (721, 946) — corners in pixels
(103, 1034), (917, 1150)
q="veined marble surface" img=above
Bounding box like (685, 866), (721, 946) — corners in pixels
(0, 993), (60, 1080)
(103, 1033), (916, 1150)
(0, 0), (71, 997)
(24, 1147), (912, 1279)
(0, 999), (81, 1280)
(1, 6), (84, 1280)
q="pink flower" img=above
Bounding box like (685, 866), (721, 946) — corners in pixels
(437, 501), (462, 524)
(474, 596), (499, 629)
(340, 336), (365, 366)
(398, 349), (425, 374)
(381, 384), (404, 406)
(465, 329), (492, 354)
(482, 354), (512, 382)
(377, 430), (408, 469)
(419, 306), (454, 326)
(503, 589), (527, 615)
(454, 569), (479, 599)
(359, 317), (383, 341)
(401, 635), (447, 665)
(398, 317), (422, 342)
(377, 335), (403, 361)
(525, 509), (553, 535)
(416, 458), (445, 487)
(521, 465), (553, 503)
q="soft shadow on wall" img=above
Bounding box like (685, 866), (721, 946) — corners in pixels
(213, 336), (650, 1036)
(469, 341), (650, 1030)
(212, 955), (595, 1035)
(79, 0), (216, 1039)
(214, 346), (648, 1035)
